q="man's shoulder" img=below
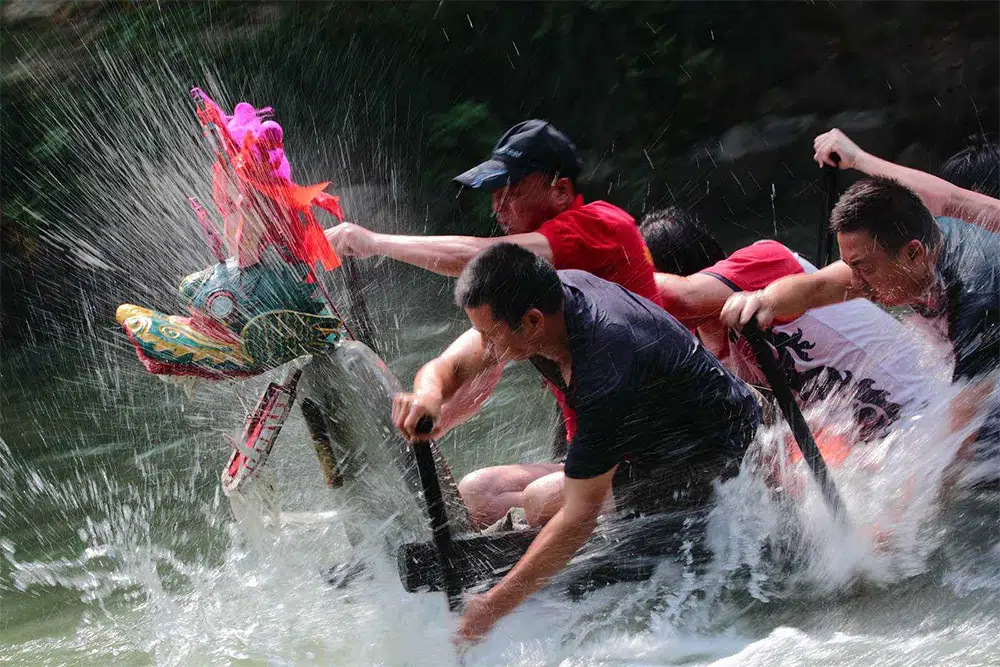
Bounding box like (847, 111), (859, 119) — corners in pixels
(578, 199), (634, 220)
(556, 268), (599, 284)
(557, 269), (659, 312)
(551, 199), (635, 227)
(935, 216), (967, 234)
(936, 216), (1000, 246)
(558, 270), (682, 344)
(557, 268), (626, 292)
(726, 239), (797, 265)
(935, 216), (1000, 280)
(936, 216), (969, 251)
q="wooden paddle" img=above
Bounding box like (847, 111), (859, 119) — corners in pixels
(413, 416), (464, 612)
(741, 318), (850, 522)
(816, 152), (841, 267)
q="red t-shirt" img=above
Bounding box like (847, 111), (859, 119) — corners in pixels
(536, 196), (660, 305)
(700, 239), (805, 293)
(534, 195), (659, 444)
(697, 240), (805, 367)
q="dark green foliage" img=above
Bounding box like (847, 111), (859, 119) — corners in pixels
(1, 0), (997, 344)
(3, 0), (998, 234)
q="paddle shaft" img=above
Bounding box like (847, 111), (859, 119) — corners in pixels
(741, 319), (849, 521)
(340, 265), (464, 635)
(816, 152), (841, 267)
(343, 257), (380, 355)
(413, 417), (464, 612)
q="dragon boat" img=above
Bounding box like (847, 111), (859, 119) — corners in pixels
(115, 89), (740, 601)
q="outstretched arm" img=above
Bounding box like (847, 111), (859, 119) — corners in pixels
(720, 260), (859, 328)
(455, 468), (614, 644)
(435, 364), (506, 437)
(655, 272), (736, 327)
(327, 223), (554, 277)
(392, 328), (502, 440)
(814, 129), (1000, 233)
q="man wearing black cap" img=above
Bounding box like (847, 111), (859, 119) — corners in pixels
(326, 120), (658, 301)
(327, 120), (661, 528)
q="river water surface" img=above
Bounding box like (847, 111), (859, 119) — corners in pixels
(2, 48), (999, 667)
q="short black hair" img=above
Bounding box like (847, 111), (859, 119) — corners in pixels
(455, 243), (564, 328)
(830, 176), (941, 251)
(639, 206), (726, 275)
(938, 138), (1000, 199)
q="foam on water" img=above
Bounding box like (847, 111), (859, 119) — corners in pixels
(3, 37), (999, 667)
(4, 326), (999, 667)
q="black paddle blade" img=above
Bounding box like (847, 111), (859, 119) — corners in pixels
(741, 319), (850, 523)
(411, 420), (464, 612)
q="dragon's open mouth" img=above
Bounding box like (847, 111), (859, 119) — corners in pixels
(117, 304), (256, 379)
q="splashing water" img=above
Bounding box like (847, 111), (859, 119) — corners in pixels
(3, 38), (1000, 667)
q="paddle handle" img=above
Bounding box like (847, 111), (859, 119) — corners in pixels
(817, 152), (840, 267)
(411, 417), (463, 611)
(416, 416), (434, 436)
(742, 319), (849, 521)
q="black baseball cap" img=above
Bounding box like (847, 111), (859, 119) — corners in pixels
(453, 120), (582, 190)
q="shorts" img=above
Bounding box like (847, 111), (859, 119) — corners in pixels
(611, 397), (762, 517)
(612, 454), (743, 515)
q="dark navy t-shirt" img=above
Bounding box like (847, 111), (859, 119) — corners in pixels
(530, 270), (760, 480)
(925, 218), (1000, 452)
(927, 218), (1000, 382)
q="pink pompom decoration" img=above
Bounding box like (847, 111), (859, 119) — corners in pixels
(270, 152), (292, 181)
(231, 102), (256, 122)
(259, 121), (284, 144)
(227, 102), (267, 147)
(255, 121), (290, 180)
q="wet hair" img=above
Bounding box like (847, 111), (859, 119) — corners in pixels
(639, 207), (726, 275)
(829, 176), (941, 251)
(455, 243), (563, 328)
(938, 138), (1000, 199)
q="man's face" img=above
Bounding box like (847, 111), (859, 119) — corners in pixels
(490, 173), (568, 235)
(465, 304), (539, 363)
(838, 229), (930, 307)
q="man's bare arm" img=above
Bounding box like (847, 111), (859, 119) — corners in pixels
(855, 153), (1000, 232)
(655, 272), (736, 327)
(413, 329), (500, 404)
(815, 129), (1000, 233)
(327, 223), (554, 277)
(469, 469), (613, 628)
(393, 328), (502, 439)
(720, 261), (859, 328)
(376, 231), (553, 276)
(950, 377), (997, 457)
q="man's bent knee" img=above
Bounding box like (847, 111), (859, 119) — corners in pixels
(458, 464), (563, 529)
(459, 466), (523, 528)
(522, 472), (565, 527)
(459, 466), (511, 503)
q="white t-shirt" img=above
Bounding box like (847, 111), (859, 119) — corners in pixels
(701, 241), (950, 438)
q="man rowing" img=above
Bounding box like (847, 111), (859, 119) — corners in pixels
(392, 243), (761, 642)
(328, 119), (662, 526)
(722, 177), (1000, 471)
(326, 119), (658, 297)
(812, 128), (1000, 232)
(640, 207), (947, 443)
